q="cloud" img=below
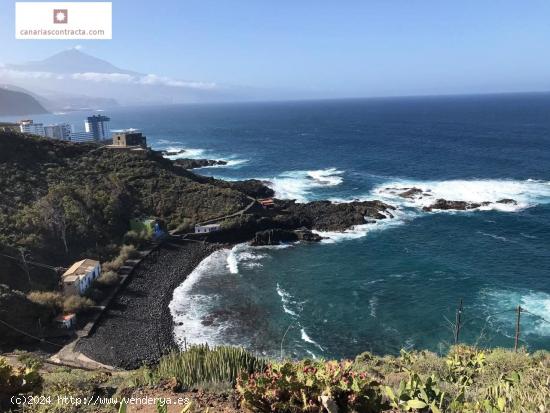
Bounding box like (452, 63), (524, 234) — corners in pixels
(71, 72), (216, 89)
(0, 68), (59, 80)
(137, 74), (216, 89)
(0, 68), (216, 90)
(71, 72), (134, 83)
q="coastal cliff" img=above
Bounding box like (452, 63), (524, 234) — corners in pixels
(0, 131), (395, 349)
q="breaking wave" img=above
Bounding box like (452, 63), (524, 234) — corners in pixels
(266, 168), (344, 202)
(158, 145), (248, 168)
(169, 249), (231, 347)
(370, 178), (550, 213)
(480, 289), (550, 336)
(318, 178), (550, 243)
(300, 328), (324, 351)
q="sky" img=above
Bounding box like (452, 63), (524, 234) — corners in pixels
(1, 0), (550, 99)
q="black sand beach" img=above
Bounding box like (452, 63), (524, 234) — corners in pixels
(76, 240), (221, 369)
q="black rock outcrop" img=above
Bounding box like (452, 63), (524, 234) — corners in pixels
(174, 158), (228, 169)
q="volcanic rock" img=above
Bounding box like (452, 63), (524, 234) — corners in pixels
(398, 187), (424, 198)
(173, 158), (227, 169)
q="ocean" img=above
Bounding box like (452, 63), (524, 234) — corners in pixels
(6, 93), (550, 358)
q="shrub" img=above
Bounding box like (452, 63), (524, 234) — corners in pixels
(385, 372), (445, 412)
(151, 345), (266, 390)
(27, 291), (63, 312)
(84, 287), (105, 302)
(102, 244), (140, 271)
(95, 270), (120, 287)
(237, 359), (383, 413)
(174, 218), (194, 234)
(0, 357), (42, 402)
(123, 229), (150, 246)
(63, 295), (94, 313)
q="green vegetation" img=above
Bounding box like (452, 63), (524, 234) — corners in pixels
(0, 356), (42, 408)
(0, 131), (251, 345)
(101, 244), (140, 272)
(27, 291), (95, 314)
(142, 344), (267, 391)
(2, 346), (548, 412)
(95, 270), (120, 287)
(0, 132), (249, 264)
(238, 359), (383, 412)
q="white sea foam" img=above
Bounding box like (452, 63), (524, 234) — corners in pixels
(371, 179), (550, 213)
(163, 146), (206, 159)
(169, 249), (231, 347)
(314, 179), (550, 243)
(203, 158), (249, 168)
(266, 168), (344, 202)
(481, 289), (550, 336)
(159, 145), (248, 168)
(313, 207), (410, 243)
(304, 349), (318, 359)
(477, 231), (510, 242)
(369, 295), (379, 318)
(300, 328), (324, 351)
(226, 243), (268, 274)
(276, 283), (301, 317)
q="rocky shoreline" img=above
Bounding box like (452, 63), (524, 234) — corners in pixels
(75, 165), (520, 369)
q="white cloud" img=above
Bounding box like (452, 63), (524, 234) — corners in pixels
(1, 68), (216, 90)
(0, 68), (58, 80)
(138, 74), (216, 89)
(71, 72), (216, 89)
(71, 72), (134, 83)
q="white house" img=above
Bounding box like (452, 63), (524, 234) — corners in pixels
(195, 224), (222, 234)
(62, 259), (101, 296)
(54, 313), (77, 329)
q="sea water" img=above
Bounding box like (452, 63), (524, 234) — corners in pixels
(13, 93), (550, 357)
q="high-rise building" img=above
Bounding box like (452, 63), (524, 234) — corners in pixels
(19, 120), (45, 136)
(84, 115), (111, 141)
(44, 123), (73, 140)
(69, 131), (95, 142)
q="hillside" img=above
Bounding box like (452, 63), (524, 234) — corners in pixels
(0, 131), (254, 346)
(0, 88), (48, 116)
(0, 131), (251, 266)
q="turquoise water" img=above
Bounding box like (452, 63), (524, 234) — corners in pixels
(9, 94), (550, 357)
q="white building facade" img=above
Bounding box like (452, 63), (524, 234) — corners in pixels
(44, 123), (72, 140)
(195, 224), (222, 233)
(62, 259), (101, 295)
(19, 120), (45, 136)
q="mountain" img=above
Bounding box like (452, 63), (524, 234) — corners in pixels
(6, 49), (139, 75)
(0, 87), (48, 116)
(1, 49), (239, 105)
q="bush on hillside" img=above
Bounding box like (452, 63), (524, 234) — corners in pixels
(147, 345), (266, 390)
(174, 218), (194, 234)
(26, 291), (63, 312)
(123, 230), (150, 247)
(0, 357), (42, 403)
(102, 244), (139, 272)
(95, 270), (120, 287)
(63, 295), (94, 314)
(238, 359), (383, 413)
